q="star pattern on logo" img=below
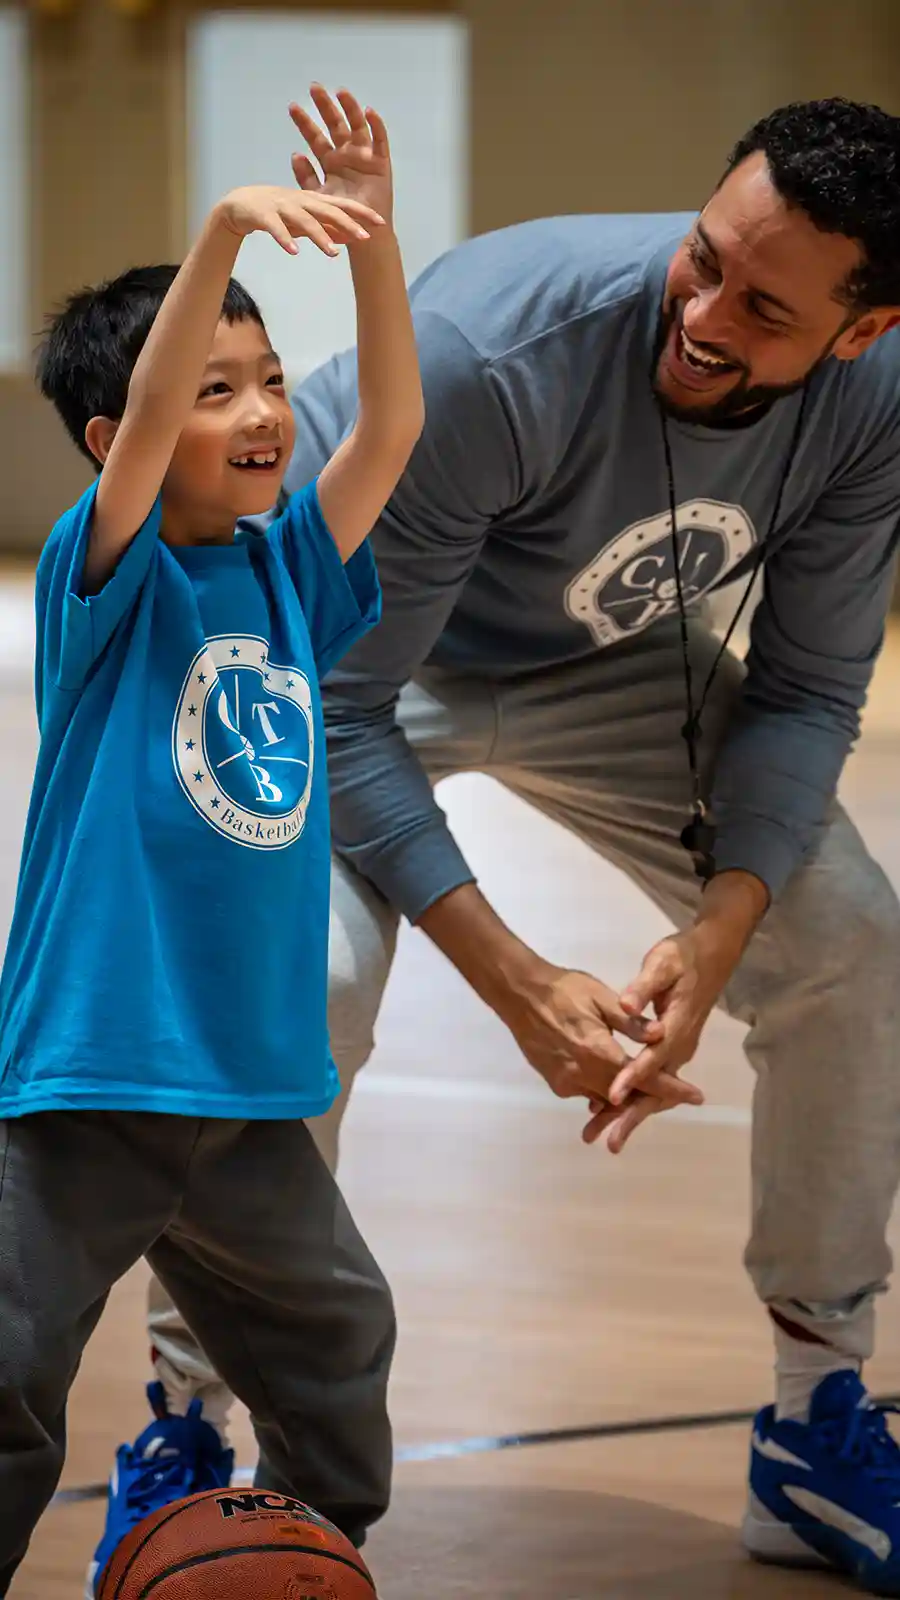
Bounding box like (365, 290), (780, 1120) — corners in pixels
(286, 678), (294, 689)
(185, 739), (195, 751)
(259, 652), (267, 665)
(188, 704), (197, 717)
(210, 796), (220, 810)
(193, 770), (204, 783)
(197, 672), (207, 685)
(230, 646), (240, 658)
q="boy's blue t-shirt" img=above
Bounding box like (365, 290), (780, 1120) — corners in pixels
(0, 479), (380, 1119)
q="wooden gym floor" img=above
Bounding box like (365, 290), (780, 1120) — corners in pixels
(4, 565), (900, 1597)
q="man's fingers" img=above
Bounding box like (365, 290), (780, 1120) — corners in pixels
(608, 1039), (673, 1103)
(581, 1101), (621, 1145)
(605, 1002), (664, 1045)
(620, 944), (682, 1018)
(544, 1016), (647, 1100)
(607, 1024), (701, 1105)
(595, 1072), (702, 1109)
(549, 1019), (698, 1106)
(636, 1070), (702, 1106)
(590, 1062), (703, 1112)
(582, 1096), (657, 1151)
(606, 1098), (659, 1154)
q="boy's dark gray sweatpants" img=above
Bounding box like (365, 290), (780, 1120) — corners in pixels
(0, 1110), (395, 1592)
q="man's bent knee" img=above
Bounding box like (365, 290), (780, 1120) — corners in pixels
(774, 812), (900, 982)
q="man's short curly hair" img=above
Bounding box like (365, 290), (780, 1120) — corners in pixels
(725, 98), (900, 309)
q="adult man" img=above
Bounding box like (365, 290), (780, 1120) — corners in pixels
(123, 98), (900, 1590)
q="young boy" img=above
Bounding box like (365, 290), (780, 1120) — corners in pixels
(0, 85), (423, 1593)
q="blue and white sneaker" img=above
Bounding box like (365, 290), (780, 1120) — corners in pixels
(744, 1369), (900, 1594)
(86, 1380), (235, 1598)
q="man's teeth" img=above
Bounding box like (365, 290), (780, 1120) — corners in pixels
(680, 330), (731, 371)
(230, 451), (279, 467)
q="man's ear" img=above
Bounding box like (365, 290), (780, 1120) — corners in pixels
(834, 309), (900, 362)
(84, 415), (120, 466)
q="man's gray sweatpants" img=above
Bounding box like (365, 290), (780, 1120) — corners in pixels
(0, 1111), (394, 1590)
(148, 618), (900, 1425)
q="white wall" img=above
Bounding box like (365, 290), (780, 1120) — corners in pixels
(0, 8), (27, 372)
(187, 10), (469, 385)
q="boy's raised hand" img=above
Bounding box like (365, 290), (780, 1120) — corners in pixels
(216, 184), (385, 259)
(289, 85), (393, 228)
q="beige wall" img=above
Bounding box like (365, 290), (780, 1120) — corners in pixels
(4, 0), (900, 550)
(470, 0), (900, 230)
(12, 0), (187, 545)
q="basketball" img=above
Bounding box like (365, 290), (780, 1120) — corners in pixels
(95, 1487), (377, 1598)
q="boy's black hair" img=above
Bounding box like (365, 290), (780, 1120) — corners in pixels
(36, 264), (266, 466)
(725, 98), (900, 310)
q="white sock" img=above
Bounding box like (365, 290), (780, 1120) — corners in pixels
(774, 1322), (861, 1423)
(153, 1350), (233, 1447)
(185, 1384), (233, 1447)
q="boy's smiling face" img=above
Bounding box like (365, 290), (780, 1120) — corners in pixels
(162, 315), (296, 545)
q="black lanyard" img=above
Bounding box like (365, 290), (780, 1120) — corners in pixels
(656, 385), (810, 881)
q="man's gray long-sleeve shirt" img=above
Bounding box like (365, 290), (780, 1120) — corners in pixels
(280, 213), (900, 919)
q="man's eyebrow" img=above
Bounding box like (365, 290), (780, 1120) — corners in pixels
(695, 220), (799, 321)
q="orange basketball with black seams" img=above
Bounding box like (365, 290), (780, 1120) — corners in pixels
(95, 1487), (377, 1598)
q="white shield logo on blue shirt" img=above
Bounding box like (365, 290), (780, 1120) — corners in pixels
(172, 633), (314, 849)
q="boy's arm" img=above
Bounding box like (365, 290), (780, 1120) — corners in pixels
(85, 213), (239, 595)
(287, 88), (424, 563)
(317, 228), (424, 562)
(84, 182), (383, 596)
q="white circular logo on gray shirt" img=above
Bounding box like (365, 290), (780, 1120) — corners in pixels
(564, 499), (756, 647)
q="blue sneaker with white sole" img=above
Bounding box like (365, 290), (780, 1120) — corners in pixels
(744, 1369), (900, 1595)
(86, 1381), (235, 1597)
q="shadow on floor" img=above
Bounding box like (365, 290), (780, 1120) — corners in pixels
(368, 1484), (848, 1599)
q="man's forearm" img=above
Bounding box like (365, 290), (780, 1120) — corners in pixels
(416, 861), (770, 1015)
(693, 868), (770, 966)
(419, 872), (768, 1014)
(417, 882), (549, 1014)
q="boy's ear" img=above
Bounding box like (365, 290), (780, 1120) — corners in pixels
(84, 416), (119, 467)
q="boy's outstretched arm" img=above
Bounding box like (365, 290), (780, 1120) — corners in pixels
(84, 179), (383, 594)
(292, 87), (424, 561)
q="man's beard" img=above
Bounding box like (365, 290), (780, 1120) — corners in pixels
(652, 303), (847, 427)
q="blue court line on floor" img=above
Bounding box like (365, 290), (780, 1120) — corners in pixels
(50, 1391), (900, 1508)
